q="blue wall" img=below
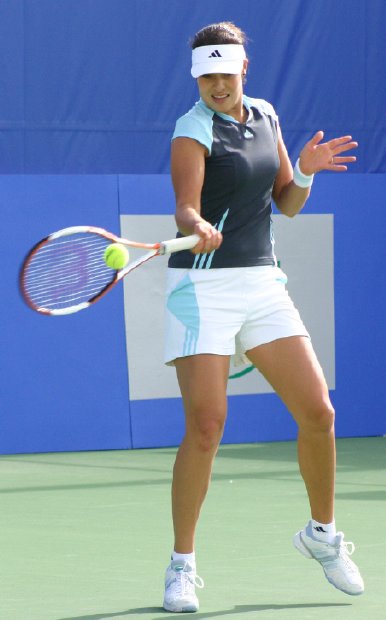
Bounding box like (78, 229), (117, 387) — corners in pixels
(1, 173), (385, 454)
(0, 0), (385, 173)
(1, 176), (131, 454)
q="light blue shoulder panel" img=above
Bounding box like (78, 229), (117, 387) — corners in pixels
(172, 100), (214, 154)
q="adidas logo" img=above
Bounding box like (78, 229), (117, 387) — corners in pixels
(314, 526), (327, 533)
(209, 50), (222, 58)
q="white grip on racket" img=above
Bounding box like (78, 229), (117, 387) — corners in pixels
(160, 234), (200, 254)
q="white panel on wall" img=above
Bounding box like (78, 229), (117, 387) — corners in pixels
(121, 214), (335, 401)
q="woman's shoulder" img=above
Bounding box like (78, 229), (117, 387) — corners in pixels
(175, 100), (214, 126)
(173, 100), (214, 152)
(243, 95), (278, 121)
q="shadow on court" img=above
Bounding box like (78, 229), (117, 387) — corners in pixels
(1, 438), (384, 499)
(57, 602), (351, 619)
(0, 467), (304, 495)
(164, 603), (352, 619)
(214, 438), (386, 471)
(57, 609), (162, 619)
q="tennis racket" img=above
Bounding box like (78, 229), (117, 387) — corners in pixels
(20, 225), (199, 316)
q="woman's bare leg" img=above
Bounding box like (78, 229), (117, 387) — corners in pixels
(172, 354), (230, 552)
(247, 336), (335, 522)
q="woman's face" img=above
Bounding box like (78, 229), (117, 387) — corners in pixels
(197, 60), (247, 120)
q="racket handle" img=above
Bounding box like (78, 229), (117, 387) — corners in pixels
(160, 234), (200, 254)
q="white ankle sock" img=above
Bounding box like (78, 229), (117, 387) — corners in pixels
(311, 519), (336, 544)
(172, 551), (196, 568)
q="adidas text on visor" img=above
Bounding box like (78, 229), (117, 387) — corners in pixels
(191, 44), (246, 78)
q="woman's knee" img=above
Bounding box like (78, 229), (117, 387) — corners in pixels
(298, 400), (335, 433)
(186, 410), (226, 453)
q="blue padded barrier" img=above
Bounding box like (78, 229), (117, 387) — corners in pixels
(0, 175), (131, 454)
(0, 173), (385, 453)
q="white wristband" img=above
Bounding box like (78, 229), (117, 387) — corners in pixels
(293, 158), (314, 188)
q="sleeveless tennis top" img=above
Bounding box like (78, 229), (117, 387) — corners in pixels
(168, 95), (280, 269)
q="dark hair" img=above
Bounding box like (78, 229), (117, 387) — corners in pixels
(191, 22), (247, 50)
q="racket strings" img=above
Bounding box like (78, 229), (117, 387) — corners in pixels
(23, 233), (115, 311)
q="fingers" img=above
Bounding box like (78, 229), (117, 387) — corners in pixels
(301, 132), (359, 174)
(323, 135), (358, 173)
(326, 136), (358, 163)
(328, 135), (357, 149)
(331, 140), (358, 156)
(309, 130), (324, 146)
(326, 155), (357, 172)
(192, 221), (223, 254)
(330, 156), (357, 164)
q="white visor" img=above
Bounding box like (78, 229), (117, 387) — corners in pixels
(191, 44), (246, 78)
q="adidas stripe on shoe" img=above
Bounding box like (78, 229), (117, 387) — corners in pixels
(293, 521), (364, 595)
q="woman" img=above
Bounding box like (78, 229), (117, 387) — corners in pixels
(163, 22), (363, 613)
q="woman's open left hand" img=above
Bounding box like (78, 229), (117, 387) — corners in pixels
(299, 131), (358, 175)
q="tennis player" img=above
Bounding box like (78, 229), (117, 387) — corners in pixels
(163, 21), (363, 613)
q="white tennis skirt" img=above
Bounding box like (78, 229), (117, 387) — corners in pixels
(164, 265), (309, 366)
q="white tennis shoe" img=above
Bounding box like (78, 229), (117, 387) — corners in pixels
(293, 521), (364, 595)
(163, 560), (204, 613)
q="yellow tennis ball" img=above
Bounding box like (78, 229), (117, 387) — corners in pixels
(103, 243), (129, 269)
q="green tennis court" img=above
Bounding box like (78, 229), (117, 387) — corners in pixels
(1, 437), (384, 620)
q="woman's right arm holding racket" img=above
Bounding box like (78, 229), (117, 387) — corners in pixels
(171, 137), (223, 255)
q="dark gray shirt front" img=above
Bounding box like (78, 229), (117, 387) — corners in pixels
(169, 96), (280, 269)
